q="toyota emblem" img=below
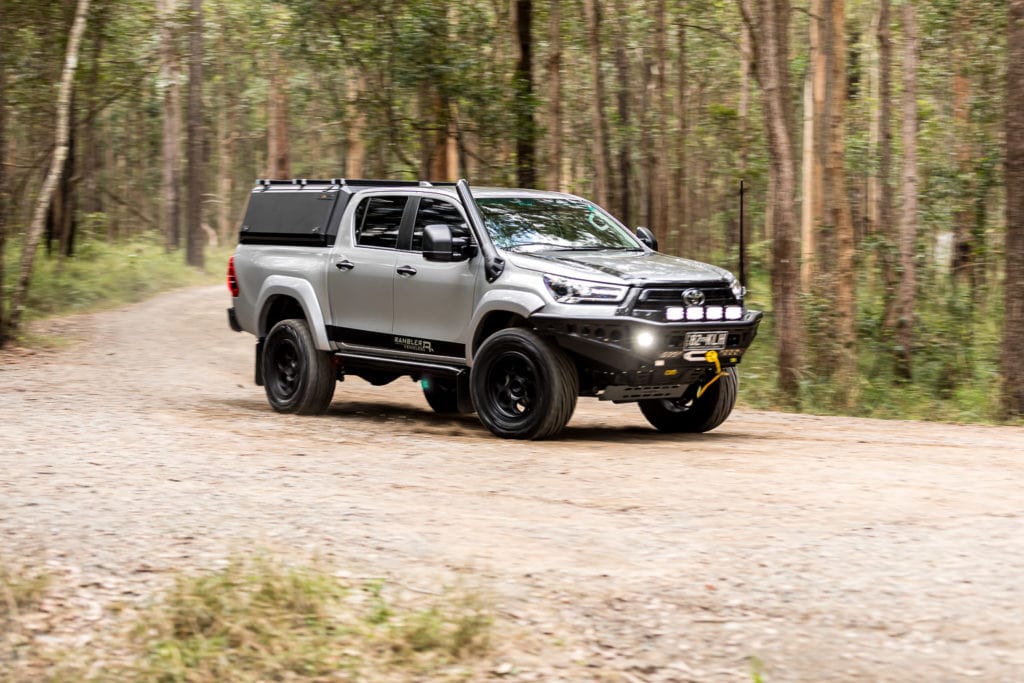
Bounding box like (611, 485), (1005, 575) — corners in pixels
(682, 288), (705, 306)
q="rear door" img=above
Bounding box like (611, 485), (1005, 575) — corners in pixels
(392, 196), (481, 360)
(327, 194), (411, 348)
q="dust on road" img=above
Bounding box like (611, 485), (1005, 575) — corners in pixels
(2, 285), (1023, 681)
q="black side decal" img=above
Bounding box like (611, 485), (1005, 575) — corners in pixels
(327, 325), (465, 358)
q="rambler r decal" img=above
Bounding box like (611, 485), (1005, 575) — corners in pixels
(325, 325), (466, 358)
(394, 336), (434, 353)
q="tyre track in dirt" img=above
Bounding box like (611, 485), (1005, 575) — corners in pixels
(2, 285), (1023, 681)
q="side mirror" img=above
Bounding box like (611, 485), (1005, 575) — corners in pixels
(423, 224), (474, 262)
(636, 226), (658, 251)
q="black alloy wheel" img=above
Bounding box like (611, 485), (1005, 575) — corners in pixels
(262, 318), (336, 415)
(471, 328), (578, 440)
(487, 351), (538, 420)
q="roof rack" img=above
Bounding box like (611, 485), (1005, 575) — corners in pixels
(255, 178), (460, 189)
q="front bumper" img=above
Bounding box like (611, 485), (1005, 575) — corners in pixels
(530, 310), (762, 398)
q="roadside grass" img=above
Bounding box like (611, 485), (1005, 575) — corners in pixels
(2, 235), (232, 329)
(0, 559), (50, 621)
(2, 556), (493, 683)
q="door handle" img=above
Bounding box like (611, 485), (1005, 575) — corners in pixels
(335, 259), (355, 271)
(396, 265), (418, 277)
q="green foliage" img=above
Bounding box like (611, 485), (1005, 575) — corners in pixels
(739, 259), (1012, 424)
(2, 234), (229, 327)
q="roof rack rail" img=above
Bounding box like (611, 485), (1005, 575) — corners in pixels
(254, 178), (461, 190)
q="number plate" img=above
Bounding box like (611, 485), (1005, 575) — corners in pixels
(684, 331), (728, 350)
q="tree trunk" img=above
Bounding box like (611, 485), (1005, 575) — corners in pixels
(6, 0), (90, 338)
(646, 0), (669, 248)
(159, 0), (182, 252)
(673, 15), (688, 256)
(214, 8), (235, 245)
(894, 0), (918, 379)
(79, 14), (104, 219)
(802, 0), (827, 287)
(951, 7), (973, 283)
(346, 75), (366, 178)
(54, 101), (78, 259)
(545, 0), (562, 191)
(0, 0), (7, 345)
(740, 0), (804, 403)
(1003, 0), (1024, 416)
(267, 48), (291, 179)
(826, 0), (858, 405)
(800, 70), (814, 287)
(611, 0), (632, 224)
(424, 88), (450, 181)
(216, 87), (235, 243)
(512, 0), (536, 187)
(875, 0), (896, 330)
(185, 0), (205, 268)
(582, 0), (610, 206)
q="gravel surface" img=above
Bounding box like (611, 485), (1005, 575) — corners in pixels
(2, 285), (1023, 681)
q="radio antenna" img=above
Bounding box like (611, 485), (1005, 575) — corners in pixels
(739, 179), (747, 290)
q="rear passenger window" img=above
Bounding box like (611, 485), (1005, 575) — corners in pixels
(354, 196), (407, 249)
(412, 198), (472, 251)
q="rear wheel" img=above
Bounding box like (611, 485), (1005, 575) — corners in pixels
(262, 318), (335, 415)
(471, 328), (578, 440)
(639, 367), (738, 433)
(422, 376), (462, 414)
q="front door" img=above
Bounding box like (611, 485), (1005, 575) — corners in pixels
(392, 196), (480, 361)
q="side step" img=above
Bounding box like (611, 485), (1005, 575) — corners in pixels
(336, 351), (473, 413)
(335, 351), (467, 377)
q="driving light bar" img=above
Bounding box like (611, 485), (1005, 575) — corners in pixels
(667, 305), (745, 321)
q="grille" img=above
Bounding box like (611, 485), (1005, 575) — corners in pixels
(629, 284), (739, 322)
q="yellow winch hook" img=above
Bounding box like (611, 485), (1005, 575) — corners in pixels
(696, 349), (727, 399)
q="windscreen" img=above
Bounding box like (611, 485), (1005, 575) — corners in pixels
(477, 197), (640, 252)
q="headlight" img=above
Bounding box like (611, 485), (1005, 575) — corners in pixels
(727, 276), (745, 301)
(543, 275), (627, 304)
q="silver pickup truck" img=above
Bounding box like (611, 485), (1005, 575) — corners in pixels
(227, 178), (762, 439)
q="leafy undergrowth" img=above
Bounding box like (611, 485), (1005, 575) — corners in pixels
(2, 556), (493, 683)
(736, 269), (1020, 425)
(3, 236), (232, 327)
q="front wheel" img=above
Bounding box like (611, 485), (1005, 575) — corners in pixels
(471, 328), (578, 440)
(639, 367), (738, 433)
(262, 318), (336, 415)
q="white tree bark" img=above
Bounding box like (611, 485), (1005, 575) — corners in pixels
(7, 0), (91, 337)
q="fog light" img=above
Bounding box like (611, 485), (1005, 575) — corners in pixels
(636, 331), (655, 348)
(686, 306), (704, 321)
(725, 305), (744, 320)
(706, 306), (724, 320)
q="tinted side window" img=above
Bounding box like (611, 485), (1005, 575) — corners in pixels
(355, 196), (407, 249)
(412, 198), (472, 251)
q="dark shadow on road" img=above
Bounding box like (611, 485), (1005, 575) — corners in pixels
(218, 397), (757, 445)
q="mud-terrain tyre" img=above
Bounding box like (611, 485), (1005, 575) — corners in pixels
(422, 377), (464, 414)
(262, 318), (335, 415)
(471, 328), (578, 440)
(639, 367), (738, 433)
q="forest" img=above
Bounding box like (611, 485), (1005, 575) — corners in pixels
(0, 0), (1022, 421)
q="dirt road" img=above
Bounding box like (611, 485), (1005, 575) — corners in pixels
(2, 285), (1023, 681)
